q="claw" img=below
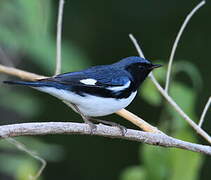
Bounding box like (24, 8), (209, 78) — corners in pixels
(118, 125), (127, 136)
(89, 118), (127, 136)
(87, 122), (97, 134)
(67, 103), (126, 135)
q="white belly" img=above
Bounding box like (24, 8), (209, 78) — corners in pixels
(36, 87), (137, 117)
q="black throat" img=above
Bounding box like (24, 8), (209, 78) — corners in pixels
(126, 66), (151, 90)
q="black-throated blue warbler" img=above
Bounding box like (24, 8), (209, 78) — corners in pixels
(4, 56), (161, 133)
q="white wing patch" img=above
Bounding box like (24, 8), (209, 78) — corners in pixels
(107, 81), (131, 91)
(80, 78), (97, 85)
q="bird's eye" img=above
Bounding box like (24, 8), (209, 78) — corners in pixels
(138, 63), (151, 70)
(138, 64), (144, 69)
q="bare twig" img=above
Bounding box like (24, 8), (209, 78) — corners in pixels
(3, 138), (46, 180)
(0, 1), (66, 178)
(129, 34), (211, 144)
(129, 34), (145, 58)
(0, 122), (211, 155)
(0, 65), (47, 179)
(199, 97), (211, 127)
(165, 0), (206, 92)
(0, 3), (209, 173)
(0, 64), (47, 80)
(116, 109), (161, 133)
(149, 75), (211, 143)
(55, 0), (65, 75)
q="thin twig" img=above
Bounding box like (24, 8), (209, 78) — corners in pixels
(149, 74), (211, 143)
(3, 138), (46, 180)
(0, 122), (211, 155)
(129, 34), (211, 144)
(0, 1), (66, 178)
(0, 65), (47, 179)
(129, 34), (145, 58)
(0, 64), (47, 80)
(116, 109), (161, 133)
(55, 0), (65, 75)
(199, 97), (211, 127)
(165, 0), (206, 92)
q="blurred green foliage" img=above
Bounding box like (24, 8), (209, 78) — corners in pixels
(0, 0), (89, 74)
(0, 85), (42, 117)
(0, 0), (209, 180)
(0, 0), (88, 179)
(0, 137), (65, 180)
(120, 61), (204, 180)
(0, 0), (90, 117)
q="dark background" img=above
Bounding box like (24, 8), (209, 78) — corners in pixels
(0, 0), (210, 180)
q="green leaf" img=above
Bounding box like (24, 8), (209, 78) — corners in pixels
(0, 137), (65, 179)
(0, 154), (41, 180)
(169, 130), (204, 180)
(16, 159), (42, 180)
(141, 79), (162, 106)
(120, 166), (146, 180)
(167, 82), (197, 130)
(142, 145), (170, 180)
(173, 61), (203, 91)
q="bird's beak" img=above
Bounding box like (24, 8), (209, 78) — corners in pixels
(150, 64), (162, 69)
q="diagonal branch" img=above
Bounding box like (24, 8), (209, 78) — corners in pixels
(4, 137), (46, 180)
(55, 0), (65, 75)
(165, 0), (206, 92)
(199, 97), (211, 127)
(116, 109), (161, 133)
(129, 34), (211, 144)
(0, 64), (47, 80)
(0, 122), (211, 155)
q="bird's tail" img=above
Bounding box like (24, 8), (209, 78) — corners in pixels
(3, 80), (47, 87)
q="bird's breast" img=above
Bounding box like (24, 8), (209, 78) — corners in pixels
(77, 91), (137, 117)
(35, 86), (137, 117)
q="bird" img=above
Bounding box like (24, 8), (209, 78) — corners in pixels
(4, 56), (162, 134)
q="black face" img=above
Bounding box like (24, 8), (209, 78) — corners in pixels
(126, 62), (162, 89)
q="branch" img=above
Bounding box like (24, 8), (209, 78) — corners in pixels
(55, 0), (65, 75)
(165, 0), (206, 92)
(149, 74), (211, 143)
(129, 34), (211, 144)
(4, 137), (46, 180)
(199, 97), (211, 127)
(0, 64), (47, 80)
(116, 109), (160, 133)
(0, 122), (211, 155)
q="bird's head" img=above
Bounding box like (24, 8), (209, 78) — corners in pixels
(114, 56), (162, 89)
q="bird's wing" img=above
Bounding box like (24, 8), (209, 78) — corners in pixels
(42, 67), (130, 88)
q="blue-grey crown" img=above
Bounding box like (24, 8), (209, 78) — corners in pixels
(113, 56), (151, 67)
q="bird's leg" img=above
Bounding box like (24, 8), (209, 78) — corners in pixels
(63, 101), (97, 133)
(63, 101), (126, 135)
(88, 118), (127, 136)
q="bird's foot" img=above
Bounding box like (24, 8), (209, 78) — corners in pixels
(89, 118), (127, 136)
(82, 117), (97, 134)
(68, 103), (97, 134)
